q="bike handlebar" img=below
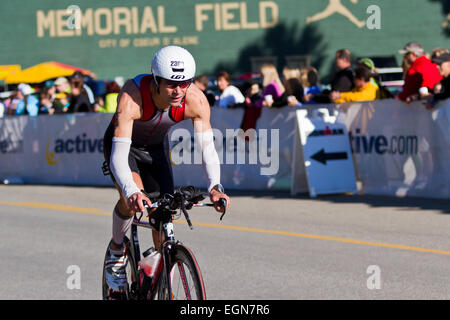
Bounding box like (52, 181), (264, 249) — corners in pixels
(141, 186), (227, 229)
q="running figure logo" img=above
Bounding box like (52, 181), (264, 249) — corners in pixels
(306, 0), (366, 28)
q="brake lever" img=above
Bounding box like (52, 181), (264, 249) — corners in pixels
(218, 198), (227, 221)
(181, 200), (194, 230)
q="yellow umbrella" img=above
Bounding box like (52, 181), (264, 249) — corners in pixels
(5, 61), (93, 84)
(0, 65), (21, 81)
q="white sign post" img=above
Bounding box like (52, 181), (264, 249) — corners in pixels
(291, 109), (357, 197)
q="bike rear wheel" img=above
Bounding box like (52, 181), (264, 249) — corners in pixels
(155, 243), (206, 300)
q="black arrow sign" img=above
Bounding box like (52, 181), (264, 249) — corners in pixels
(311, 149), (348, 165)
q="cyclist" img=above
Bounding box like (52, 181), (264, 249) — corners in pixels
(102, 45), (230, 299)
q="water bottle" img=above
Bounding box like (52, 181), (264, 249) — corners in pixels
(138, 247), (162, 278)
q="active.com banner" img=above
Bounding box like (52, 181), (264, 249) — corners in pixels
(337, 99), (450, 199)
(0, 99), (449, 199)
(0, 113), (113, 186)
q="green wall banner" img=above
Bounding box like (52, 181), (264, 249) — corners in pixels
(1, 0), (449, 80)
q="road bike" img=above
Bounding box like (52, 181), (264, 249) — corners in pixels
(102, 186), (227, 300)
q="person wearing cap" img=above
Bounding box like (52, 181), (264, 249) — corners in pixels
(330, 66), (379, 103)
(10, 83), (39, 116)
(398, 42), (442, 102)
(424, 52), (450, 109)
(54, 77), (71, 95)
(356, 58), (378, 88)
(53, 77), (71, 112)
(356, 58), (393, 99)
(101, 45), (230, 299)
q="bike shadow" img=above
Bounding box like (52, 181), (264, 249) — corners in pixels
(226, 189), (450, 215)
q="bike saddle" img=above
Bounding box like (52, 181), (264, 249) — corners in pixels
(130, 147), (153, 165)
(141, 190), (160, 203)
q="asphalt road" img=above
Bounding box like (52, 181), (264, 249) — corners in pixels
(0, 185), (449, 300)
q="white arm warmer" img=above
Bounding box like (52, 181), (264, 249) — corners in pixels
(194, 130), (221, 192)
(110, 137), (141, 199)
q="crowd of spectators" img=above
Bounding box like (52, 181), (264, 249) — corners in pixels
(1, 41), (449, 119)
(0, 71), (122, 117)
(201, 42), (449, 112)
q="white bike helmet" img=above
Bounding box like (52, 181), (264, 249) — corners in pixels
(151, 45), (196, 84)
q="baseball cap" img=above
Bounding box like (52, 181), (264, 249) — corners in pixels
(17, 83), (33, 95)
(71, 71), (84, 80)
(398, 42), (424, 56)
(44, 80), (54, 89)
(54, 77), (69, 86)
(358, 58), (375, 72)
(432, 52), (450, 65)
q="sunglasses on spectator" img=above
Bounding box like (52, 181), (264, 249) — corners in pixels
(165, 79), (192, 89)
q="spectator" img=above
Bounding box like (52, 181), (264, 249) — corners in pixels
(310, 49), (354, 103)
(72, 71), (95, 105)
(9, 83), (39, 116)
(244, 81), (263, 107)
(300, 67), (322, 104)
(95, 81), (120, 113)
(215, 71), (245, 108)
(330, 66), (378, 103)
(424, 52), (450, 109)
(0, 100), (4, 118)
(431, 48), (449, 94)
(282, 66), (301, 82)
(68, 72), (92, 113)
(54, 77), (71, 95)
(398, 42), (443, 102)
(38, 89), (55, 115)
(241, 64), (284, 133)
(44, 80), (56, 102)
(401, 54), (412, 79)
(255, 64), (285, 108)
(333, 49), (354, 90)
(3, 92), (15, 116)
(356, 58), (393, 99)
(431, 48), (449, 60)
(53, 77), (71, 112)
(271, 66), (304, 108)
(194, 75), (216, 107)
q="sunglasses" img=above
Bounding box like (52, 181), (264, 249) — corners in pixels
(165, 79), (192, 89)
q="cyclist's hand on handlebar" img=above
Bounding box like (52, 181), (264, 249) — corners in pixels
(209, 189), (230, 213)
(127, 192), (151, 213)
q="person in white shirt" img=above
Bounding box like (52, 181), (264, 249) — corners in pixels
(215, 71), (245, 108)
(0, 100), (4, 118)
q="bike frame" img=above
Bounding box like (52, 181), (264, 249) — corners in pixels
(124, 188), (225, 300)
(129, 210), (185, 300)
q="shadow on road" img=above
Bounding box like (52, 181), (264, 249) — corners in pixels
(227, 190), (450, 215)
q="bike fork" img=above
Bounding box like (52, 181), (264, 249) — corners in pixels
(161, 221), (176, 299)
(161, 244), (192, 300)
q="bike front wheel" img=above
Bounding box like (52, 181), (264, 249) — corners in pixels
(155, 243), (206, 300)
